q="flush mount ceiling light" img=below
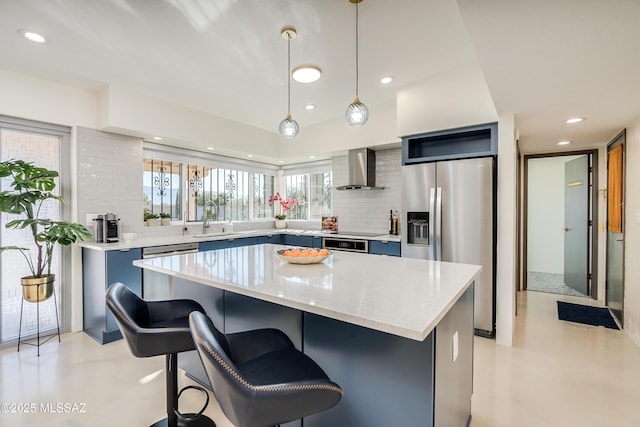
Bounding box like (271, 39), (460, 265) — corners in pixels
(557, 140), (572, 145)
(345, 0), (369, 126)
(17, 29), (49, 44)
(278, 26), (300, 139)
(565, 117), (584, 124)
(292, 66), (322, 83)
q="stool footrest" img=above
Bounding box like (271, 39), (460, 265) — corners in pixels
(174, 385), (211, 423)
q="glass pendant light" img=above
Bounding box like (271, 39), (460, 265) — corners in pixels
(345, 0), (369, 126)
(279, 27), (299, 139)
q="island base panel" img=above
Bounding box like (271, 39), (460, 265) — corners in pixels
(434, 285), (474, 427)
(303, 313), (435, 427)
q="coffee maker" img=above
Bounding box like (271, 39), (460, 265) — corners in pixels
(93, 213), (120, 243)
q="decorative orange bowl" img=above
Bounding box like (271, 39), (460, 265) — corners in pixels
(276, 248), (331, 264)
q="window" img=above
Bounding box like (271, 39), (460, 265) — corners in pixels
(284, 171), (332, 220)
(143, 159), (182, 219)
(186, 165), (252, 222)
(143, 144), (277, 223)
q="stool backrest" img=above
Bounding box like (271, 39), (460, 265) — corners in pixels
(105, 282), (150, 357)
(189, 311), (256, 426)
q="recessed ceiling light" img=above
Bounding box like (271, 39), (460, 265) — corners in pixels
(565, 117), (584, 124)
(304, 104), (316, 110)
(152, 136), (163, 140)
(247, 154), (254, 158)
(207, 147), (214, 150)
(557, 141), (572, 145)
(380, 76), (394, 84)
(277, 160), (284, 164)
(292, 66), (322, 83)
(17, 29), (49, 44)
(309, 155), (316, 159)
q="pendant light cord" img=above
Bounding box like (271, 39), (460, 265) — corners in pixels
(287, 33), (292, 116)
(355, 1), (359, 98)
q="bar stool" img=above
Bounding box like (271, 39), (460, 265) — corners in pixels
(105, 282), (216, 427)
(189, 311), (343, 427)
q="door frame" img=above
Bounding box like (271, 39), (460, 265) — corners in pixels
(0, 115), (72, 348)
(606, 130), (625, 324)
(522, 150), (599, 299)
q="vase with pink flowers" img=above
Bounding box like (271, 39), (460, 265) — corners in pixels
(269, 192), (296, 229)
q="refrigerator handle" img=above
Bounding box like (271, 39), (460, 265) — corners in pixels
(435, 187), (442, 261)
(429, 187), (436, 260)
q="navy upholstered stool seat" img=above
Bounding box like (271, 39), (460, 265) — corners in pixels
(189, 311), (343, 427)
(105, 282), (216, 427)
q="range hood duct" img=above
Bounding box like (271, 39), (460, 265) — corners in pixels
(336, 148), (385, 191)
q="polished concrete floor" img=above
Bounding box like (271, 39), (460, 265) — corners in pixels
(1, 291), (639, 427)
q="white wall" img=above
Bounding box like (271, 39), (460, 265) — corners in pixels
(99, 86), (280, 160)
(0, 69), (97, 128)
(624, 116), (640, 347)
(280, 100), (401, 159)
(495, 113), (516, 346)
(396, 64), (498, 137)
(527, 157), (572, 274)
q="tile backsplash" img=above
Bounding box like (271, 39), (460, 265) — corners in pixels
(77, 127), (144, 234)
(332, 148), (401, 234)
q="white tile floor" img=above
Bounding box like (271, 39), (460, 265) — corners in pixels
(1, 290), (639, 427)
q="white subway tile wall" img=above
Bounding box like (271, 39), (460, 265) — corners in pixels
(332, 148), (401, 234)
(76, 127), (144, 234)
(1, 130), (61, 340)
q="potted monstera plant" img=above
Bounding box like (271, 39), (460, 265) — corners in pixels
(0, 160), (92, 302)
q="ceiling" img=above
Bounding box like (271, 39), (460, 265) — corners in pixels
(1, 0), (639, 157)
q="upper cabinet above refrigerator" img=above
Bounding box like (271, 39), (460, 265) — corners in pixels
(402, 122), (498, 165)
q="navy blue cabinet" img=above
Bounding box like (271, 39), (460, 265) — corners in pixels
(283, 235), (323, 248)
(368, 241), (401, 257)
(199, 237), (258, 252)
(83, 248), (142, 344)
(257, 234), (284, 245)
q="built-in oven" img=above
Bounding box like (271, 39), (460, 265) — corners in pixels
(142, 242), (199, 300)
(323, 237), (368, 253)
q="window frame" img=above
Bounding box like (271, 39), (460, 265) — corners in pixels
(143, 143), (279, 223)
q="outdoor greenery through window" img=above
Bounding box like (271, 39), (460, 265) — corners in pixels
(284, 172), (332, 220)
(144, 157), (274, 222)
(143, 159), (181, 219)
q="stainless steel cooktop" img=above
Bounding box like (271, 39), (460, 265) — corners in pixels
(334, 231), (386, 238)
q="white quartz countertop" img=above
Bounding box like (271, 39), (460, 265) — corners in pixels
(133, 244), (481, 341)
(80, 228), (400, 251)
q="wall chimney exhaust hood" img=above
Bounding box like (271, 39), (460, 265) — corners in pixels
(336, 148), (385, 191)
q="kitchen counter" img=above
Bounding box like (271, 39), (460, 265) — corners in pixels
(80, 228), (400, 251)
(133, 244), (480, 426)
(133, 244), (478, 340)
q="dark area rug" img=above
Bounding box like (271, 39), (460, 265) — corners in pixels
(557, 301), (619, 330)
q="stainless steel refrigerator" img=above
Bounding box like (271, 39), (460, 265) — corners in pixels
(401, 157), (495, 337)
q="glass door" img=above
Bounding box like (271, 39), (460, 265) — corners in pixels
(0, 117), (68, 344)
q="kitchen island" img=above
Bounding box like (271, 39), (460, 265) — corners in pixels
(133, 244), (481, 427)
